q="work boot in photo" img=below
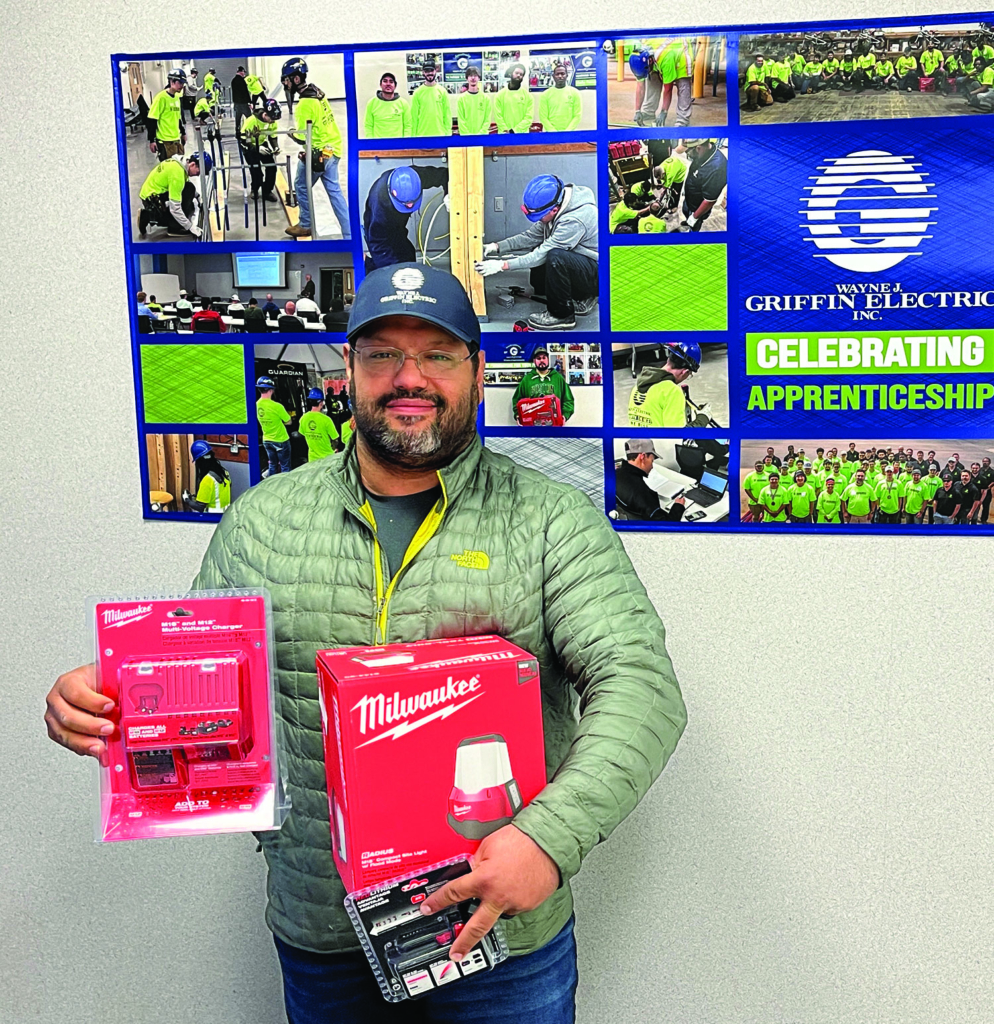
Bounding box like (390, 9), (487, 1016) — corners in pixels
(574, 296), (598, 316)
(527, 309), (576, 331)
(285, 223), (312, 237)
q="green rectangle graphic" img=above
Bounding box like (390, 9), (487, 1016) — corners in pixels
(746, 330), (994, 376)
(611, 245), (727, 333)
(141, 344), (247, 424)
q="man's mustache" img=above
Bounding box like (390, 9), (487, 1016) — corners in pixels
(375, 388), (445, 411)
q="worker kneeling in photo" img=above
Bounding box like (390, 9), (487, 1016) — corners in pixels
(476, 174), (598, 331)
(137, 151), (210, 239)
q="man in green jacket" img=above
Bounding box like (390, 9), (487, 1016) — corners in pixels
(45, 263), (686, 1023)
(511, 346), (575, 422)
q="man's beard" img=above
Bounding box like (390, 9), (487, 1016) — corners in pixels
(508, 77), (523, 90)
(350, 379), (478, 471)
(554, 78), (566, 88)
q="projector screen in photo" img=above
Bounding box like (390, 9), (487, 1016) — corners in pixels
(232, 252), (286, 289)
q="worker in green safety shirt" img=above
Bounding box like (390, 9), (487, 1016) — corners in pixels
(193, 94), (220, 142)
(609, 191), (651, 234)
(494, 62), (533, 133)
(256, 376), (293, 477)
(902, 469), (927, 524)
(628, 341), (711, 428)
(842, 469), (875, 524)
(539, 63), (582, 132)
(786, 470), (816, 524)
(743, 460), (768, 522)
(895, 51), (919, 91)
(137, 151), (208, 238)
(758, 472), (789, 523)
(297, 388), (340, 462)
(871, 51), (897, 90)
(364, 72), (412, 138)
(821, 51), (841, 88)
(854, 49), (876, 91)
(245, 70), (266, 109)
(875, 468), (903, 524)
(203, 67), (216, 95)
(511, 347), (574, 422)
(637, 200), (670, 234)
(240, 98), (282, 202)
(410, 58), (452, 136)
(147, 67), (188, 160)
(185, 441), (232, 513)
(743, 53), (773, 110)
(456, 65), (492, 136)
(815, 476), (842, 524)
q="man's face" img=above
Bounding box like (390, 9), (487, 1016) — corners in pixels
(767, 447), (775, 458)
(346, 316), (483, 471)
(928, 451), (936, 459)
(984, 459), (991, 470)
(929, 468), (938, 477)
(961, 472), (971, 486)
(381, 75), (396, 97)
(511, 66), (525, 85)
(953, 453), (961, 462)
(754, 463), (764, 474)
(826, 479), (835, 492)
(423, 66), (437, 84)
(636, 452), (655, 472)
(168, 77), (184, 94)
(856, 472), (865, 484)
(553, 66), (568, 87)
(849, 444), (856, 450)
(755, 56), (765, 67)
(763, 457), (772, 467)
(188, 162), (201, 177)
(533, 352), (550, 371)
(466, 72), (480, 92)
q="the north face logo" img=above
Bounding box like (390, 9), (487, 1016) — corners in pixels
(451, 549), (490, 570)
(800, 148), (936, 273)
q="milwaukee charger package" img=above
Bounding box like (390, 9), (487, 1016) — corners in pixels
(91, 589), (288, 841)
(316, 635), (546, 893)
(345, 856), (509, 1002)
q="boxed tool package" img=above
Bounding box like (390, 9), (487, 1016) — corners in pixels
(91, 589), (288, 841)
(345, 856), (508, 1002)
(316, 635), (546, 892)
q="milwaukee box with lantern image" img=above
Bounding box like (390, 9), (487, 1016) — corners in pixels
(316, 636), (546, 892)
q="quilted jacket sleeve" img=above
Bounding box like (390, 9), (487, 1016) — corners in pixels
(190, 501), (242, 590)
(511, 489), (687, 882)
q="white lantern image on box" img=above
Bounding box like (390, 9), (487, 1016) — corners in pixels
(447, 734), (523, 840)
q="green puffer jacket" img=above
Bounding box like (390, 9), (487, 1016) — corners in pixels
(192, 435), (686, 955)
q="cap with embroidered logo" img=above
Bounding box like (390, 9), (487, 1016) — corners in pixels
(347, 263), (481, 353)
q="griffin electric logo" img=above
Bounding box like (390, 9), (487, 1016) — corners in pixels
(800, 149), (936, 273)
(351, 675), (483, 747)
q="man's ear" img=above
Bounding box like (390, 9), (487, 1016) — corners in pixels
(344, 343), (352, 384)
(475, 350), (485, 404)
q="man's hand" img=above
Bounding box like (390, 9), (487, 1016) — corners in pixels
(483, 242), (499, 256)
(418, 825), (559, 961)
(475, 260), (503, 277)
(149, 141), (158, 154)
(45, 664), (115, 763)
(443, 194), (451, 211)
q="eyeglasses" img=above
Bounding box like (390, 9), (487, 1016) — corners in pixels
(354, 346), (473, 378)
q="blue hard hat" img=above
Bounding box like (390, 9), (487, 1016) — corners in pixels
(663, 340), (701, 373)
(190, 440), (212, 460)
(629, 48), (653, 79)
(256, 376), (276, 388)
(307, 388), (324, 401)
(167, 67), (188, 84)
(262, 98), (282, 120)
(387, 167), (423, 213)
(521, 174), (565, 222)
(190, 151), (213, 174)
(281, 57), (308, 80)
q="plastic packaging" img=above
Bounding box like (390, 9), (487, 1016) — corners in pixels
(345, 856), (508, 1002)
(91, 589), (288, 841)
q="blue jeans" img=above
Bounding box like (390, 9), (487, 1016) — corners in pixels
(275, 916), (577, 1024)
(295, 153), (351, 238)
(934, 513), (954, 525)
(263, 439), (291, 475)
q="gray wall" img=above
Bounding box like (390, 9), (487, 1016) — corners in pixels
(7, 2), (994, 1024)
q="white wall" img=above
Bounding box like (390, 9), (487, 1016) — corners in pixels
(5, 3), (993, 1024)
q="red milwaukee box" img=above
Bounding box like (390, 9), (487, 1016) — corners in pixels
(316, 636), (546, 893)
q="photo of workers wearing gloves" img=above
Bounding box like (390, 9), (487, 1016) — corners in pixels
(608, 138), (728, 234)
(358, 145), (598, 331)
(614, 342), (729, 429)
(607, 36), (729, 128)
(354, 45), (596, 139)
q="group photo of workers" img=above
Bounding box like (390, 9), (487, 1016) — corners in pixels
(740, 439), (994, 525)
(253, 350), (352, 478)
(354, 44), (597, 139)
(738, 22), (994, 122)
(133, 251), (355, 334)
(483, 341), (603, 428)
(606, 37), (728, 128)
(121, 54), (351, 242)
(358, 144), (599, 332)
(144, 434), (250, 516)
(613, 342), (727, 429)
(608, 137), (728, 235)
(612, 437), (731, 523)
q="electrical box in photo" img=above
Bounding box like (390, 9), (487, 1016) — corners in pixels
(316, 636), (546, 893)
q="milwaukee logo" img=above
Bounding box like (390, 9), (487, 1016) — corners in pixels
(352, 675), (482, 746)
(800, 148), (936, 273)
(102, 604), (154, 628)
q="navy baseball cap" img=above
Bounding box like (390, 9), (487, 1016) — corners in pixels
(347, 264), (481, 353)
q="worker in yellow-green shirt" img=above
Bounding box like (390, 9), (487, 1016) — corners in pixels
(281, 57), (351, 240)
(456, 65), (492, 136)
(494, 62), (533, 133)
(410, 58), (452, 137)
(967, 56), (994, 111)
(628, 341), (706, 428)
(815, 477), (843, 523)
(539, 63), (582, 132)
(245, 71), (266, 108)
(821, 52), (841, 88)
(875, 469), (903, 524)
(256, 376), (292, 476)
(364, 71), (412, 139)
(185, 440), (231, 513)
(758, 473), (789, 522)
(137, 152), (208, 239)
(743, 460), (768, 522)
(240, 98), (282, 202)
(871, 52), (897, 89)
(855, 50), (877, 91)
(147, 68), (188, 160)
(610, 191), (651, 234)
(298, 389), (340, 461)
(743, 53), (773, 110)
(842, 470), (875, 524)
(895, 52), (919, 91)
(902, 469), (927, 524)
(203, 68), (216, 95)
(786, 471), (816, 523)
(638, 200), (670, 233)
